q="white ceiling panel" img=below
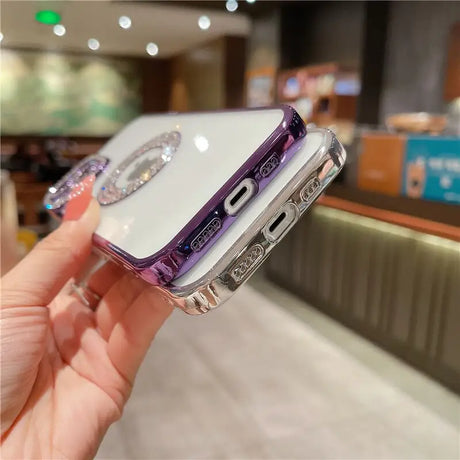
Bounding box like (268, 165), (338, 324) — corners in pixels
(0, 1), (251, 57)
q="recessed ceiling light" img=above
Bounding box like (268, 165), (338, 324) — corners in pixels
(53, 24), (66, 36)
(146, 42), (159, 56)
(247, 0), (256, 3)
(0, 33), (3, 43)
(35, 10), (61, 25)
(198, 15), (211, 30)
(88, 38), (100, 51)
(226, 0), (238, 12)
(118, 15), (132, 29)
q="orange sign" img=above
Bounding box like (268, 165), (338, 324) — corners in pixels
(357, 133), (406, 196)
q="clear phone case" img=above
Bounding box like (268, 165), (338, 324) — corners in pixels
(44, 106), (306, 285)
(161, 128), (346, 315)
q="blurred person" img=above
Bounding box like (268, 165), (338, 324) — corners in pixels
(3, 143), (34, 172)
(2, 141), (72, 182)
(0, 175), (173, 458)
(32, 141), (72, 182)
(3, 142), (47, 177)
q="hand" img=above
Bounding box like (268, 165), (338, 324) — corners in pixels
(1, 176), (173, 459)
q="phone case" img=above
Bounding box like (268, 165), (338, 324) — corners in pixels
(161, 128), (346, 315)
(44, 106), (306, 285)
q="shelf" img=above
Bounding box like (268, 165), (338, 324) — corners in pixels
(1, 134), (110, 142)
(319, 184), (460, 242)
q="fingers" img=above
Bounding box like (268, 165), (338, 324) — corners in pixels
(2, 186), (99, 309)
(86, 260), (126, 299)
(50, 294), (130, 411)
(107, 287), (173, 384)
(95, 273), (148, 340)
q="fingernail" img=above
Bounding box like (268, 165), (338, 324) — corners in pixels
(64, 175), (96, 221)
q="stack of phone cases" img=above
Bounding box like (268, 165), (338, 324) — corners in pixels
(164, 128), (346, 314)
(44, 108), (345, 315)
(44, 106), (306, 283)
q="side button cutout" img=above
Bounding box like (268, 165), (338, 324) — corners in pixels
(300, 175), (321, 204)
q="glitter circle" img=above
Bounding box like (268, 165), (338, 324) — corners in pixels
(44, 155), (109, 212)
(97, 131), (181, 205)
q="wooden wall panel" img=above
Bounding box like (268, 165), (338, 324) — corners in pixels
(265, 205), (460, 394)
(169, 39), (225, 112)
(141, 57), (172, 113)
(224, 36), (247, 108)
(444, 21), (460, 101)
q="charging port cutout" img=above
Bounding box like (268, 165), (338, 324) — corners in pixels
(224, 178), (258, 216)
(269, 212), (286, 233)
(263, 203), (298, 243)
(230, 186), (248, 206)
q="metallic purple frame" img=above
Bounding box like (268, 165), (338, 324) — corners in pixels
(49, 106), (306, 285)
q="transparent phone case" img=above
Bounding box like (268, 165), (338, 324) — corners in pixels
(44, 106), (306, 285)
(160, 128), (346, 315)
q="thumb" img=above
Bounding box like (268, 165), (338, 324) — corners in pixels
(2, 177), (100, 308)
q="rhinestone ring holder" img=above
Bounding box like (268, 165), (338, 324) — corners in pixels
(97, 131), (181, 206)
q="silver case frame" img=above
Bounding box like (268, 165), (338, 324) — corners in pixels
(161, 128), (346, 315)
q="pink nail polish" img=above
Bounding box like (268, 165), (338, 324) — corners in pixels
(63, 175), (95, 221)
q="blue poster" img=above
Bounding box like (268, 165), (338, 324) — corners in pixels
(403, 136), (460, 204)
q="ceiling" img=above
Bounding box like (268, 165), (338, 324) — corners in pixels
(0, 0), (251, 57)
(169, 1), (286, 16)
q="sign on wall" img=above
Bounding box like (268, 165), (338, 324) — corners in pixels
(246, 67), (276, 108)
(403, 136), (460, 204)
(1, 49), (141, 136)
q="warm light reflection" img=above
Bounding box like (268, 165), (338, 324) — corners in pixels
(315, 206), (460, 251)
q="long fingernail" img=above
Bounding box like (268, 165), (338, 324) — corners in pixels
(64, 175), (96, 221)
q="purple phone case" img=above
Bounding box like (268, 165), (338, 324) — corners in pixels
(46, 106), (306, 285)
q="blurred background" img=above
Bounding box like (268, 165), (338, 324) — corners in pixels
(1, 1), (459, 458)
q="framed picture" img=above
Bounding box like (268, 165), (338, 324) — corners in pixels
(1, 49), (141, 136)
(403, 136), (460, 204)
